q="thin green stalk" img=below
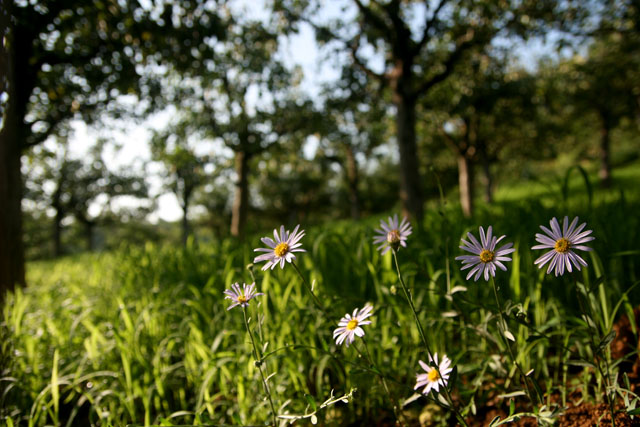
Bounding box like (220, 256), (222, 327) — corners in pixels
(392, 249), (468, 427)
(574, 281), (616, 427)
(291, 261), (328, 316)
(361, 338), (405, 426)
(265, 343), (445, 406)
(247, 263), (257, 284)
(490, 277), (538, 408)
(242, 306), (277, 426)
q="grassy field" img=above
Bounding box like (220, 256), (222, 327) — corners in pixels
(2, 163), (640, 426)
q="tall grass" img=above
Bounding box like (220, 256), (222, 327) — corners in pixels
(3, 168), (640, 426)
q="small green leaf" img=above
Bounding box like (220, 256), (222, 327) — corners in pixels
(526, 334), (543, 343)
(566, 359), (596, 369)
(449, 365), (458, 390)
(305, 393), (317, 412)
(597, 330), (616, 353)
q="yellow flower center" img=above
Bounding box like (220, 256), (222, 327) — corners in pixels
(274, 242), (290, 258)
(554, 238), (570, 253)
(237, 295), (247, 304)
(346, 319), (359, 330)
(427, 369), (440, 383)
(387, 230), (401, 244)
(479, 249), (495, 263)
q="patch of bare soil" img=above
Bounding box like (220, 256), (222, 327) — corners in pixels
(463, 403), (638, 426)
(612, 306), (640, 390)
(556, 403), (638, 426)
(423, 308), (640, 426)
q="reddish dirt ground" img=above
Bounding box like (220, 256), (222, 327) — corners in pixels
(462, 307), (640, 426)
(465, 402), (638, 426)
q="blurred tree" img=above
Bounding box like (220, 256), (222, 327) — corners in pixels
(0, 0), (224, 295)
(0, 0), (22, 298)
(426, 51), (537, 216)
(151, 124), (211, 246)
(66, 145), (149, 251)
(193, 174), (232, 240)
(254, 147), (336, 225)
(277, 0), (578, 224)
(319, 65), (390, 219)
(24, 138), (149, 254)
(156, 6), (312, 238)
(23, 139), (74, 257)
(571, 0), (640, 187)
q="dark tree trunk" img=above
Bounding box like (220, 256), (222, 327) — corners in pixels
(51, 170), (66, 257)
(394, 92), (423, 222)
(53, 206), (63, 257)
(481, 157), (493, 204)
(345, 146), (360, 220)
(457, 153), (474, 218)
(85, 221), (94, 251)
(598, 119), (612, 188)
(230, 150), (250, 238)
(0, 1), (26, 300)
(176, 171), (195, 247)
(477, 139), (493, 203)
(181, 201), (190, 246)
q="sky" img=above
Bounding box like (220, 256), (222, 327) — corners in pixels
(62, 1), (566, 223)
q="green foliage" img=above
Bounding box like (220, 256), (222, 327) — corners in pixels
(11, 0), (224, 147)
(3, 167), (640, 425)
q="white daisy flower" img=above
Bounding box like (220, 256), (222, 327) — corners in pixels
(253, 225), (306, 271)
(455, 226), (516, 281)
(333, 305), (373, 347)
(224, 282), (264, 311)
(414, 353), (453, 395)
(373, 214), (412, 255)
(532, 216), (594, 276)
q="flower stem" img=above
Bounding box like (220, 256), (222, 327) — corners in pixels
(291, 261), (328, 316)
(490, 277), (539, 408)
(361, 339), (405, 425)
(392, 249), (468, 427)
(574, 280), (617, 427)
(242, 306), (278, 426)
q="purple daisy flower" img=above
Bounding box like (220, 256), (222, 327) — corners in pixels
(455, 226), (516, 281)
(414, 353), (453, 395)
(532, 216), (594, 276)
(373, 214), (412, 255)
(253, 225), (306, 271)
(224, 282), (264, 311)
(333, 305), (373, 347)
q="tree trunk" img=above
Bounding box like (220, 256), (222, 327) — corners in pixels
(481, 157), (493, 204)
(53, 206), (63, 257)
(477, 140), (493, 204)
(181, 200), (190, 246)
(52, 171), (65, 257)
(598, 120), (612, 188)
(85, 221), (94, 251)
(345, 146), (360, 220)
(0, 1), (26, 300)
(457, 153), (474, 218)
(230, 150), (250, 238)
(394, 93), (424, 223)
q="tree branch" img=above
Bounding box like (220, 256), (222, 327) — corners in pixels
(350, 35), (387, 83)
(353, 0), (390, 35)
(300, 14), (387, 84)
(414, 0), (449, 55)
(414, 30), (484, 97)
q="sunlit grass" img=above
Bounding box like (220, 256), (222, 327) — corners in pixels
(2, 165), (640, 426)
